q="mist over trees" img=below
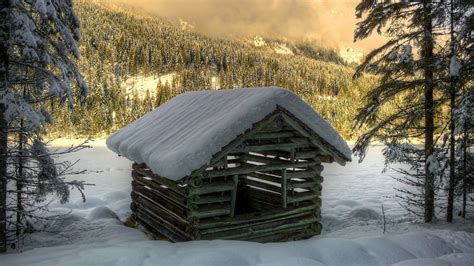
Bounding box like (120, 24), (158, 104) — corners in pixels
(47, 0), (379, 139)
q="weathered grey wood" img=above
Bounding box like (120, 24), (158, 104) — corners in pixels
(133, 166), (185, 195)
(230, 175), (238, 217)
(188, 180), (235, 196)
(135, 208), (189, 242)
(205, 160), (319, 178)
(286, 170), (322, 179)
(133, 174), (187, 207)
(190, 194), (231, 205)
(189, 111), (282, 179)
(248, 131), (295, 139)
(189, 203), (231, 219)
(288, 180), (322, 189)
(196, 204), (315, 229)
(279, 110), (348, 165)
(281, 169), (287, 208)
(241, 177), (281, 194)
(204, 216), (319, 240)
(246, 172), (281, 184)
(287, 192), (321, 204)
(200, 210), (313, 235)
(132, 189), (188, 223)
(239, 154), (290, 165)
(233, 142), (310, 153)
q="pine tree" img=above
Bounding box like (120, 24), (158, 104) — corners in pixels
(352, 0), (448, 222)
(0, 0), (87, 251)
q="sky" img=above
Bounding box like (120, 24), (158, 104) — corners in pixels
(103, 0), (386, 52)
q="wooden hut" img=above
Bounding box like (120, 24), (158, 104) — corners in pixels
(107, 87), (351, 242)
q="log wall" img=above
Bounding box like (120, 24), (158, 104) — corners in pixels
(130, 113), (327, 242)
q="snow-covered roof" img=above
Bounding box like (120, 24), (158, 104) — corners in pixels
(106, 87), (351, 181)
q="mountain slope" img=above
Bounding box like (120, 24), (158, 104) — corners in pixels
(49, 0), (378, 139)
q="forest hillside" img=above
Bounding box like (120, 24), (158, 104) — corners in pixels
(48, 0), (379, 139)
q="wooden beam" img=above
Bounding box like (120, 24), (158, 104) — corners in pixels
(232, 142), (310, 153)
(205, 160), (320, 178)
(230, 175), (238, 217)
(281, 169), (287, 208)
(195, 204), (315, 229)
(279, 110), (348, 165)
(188, 180), (235, 196)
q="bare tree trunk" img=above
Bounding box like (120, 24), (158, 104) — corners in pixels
(422, 0), (435, 223)
(16, 118), (25, 237)
(461, 122), (468, 218)
(0, 0), (9, 252)
(447, 0), (456, 223)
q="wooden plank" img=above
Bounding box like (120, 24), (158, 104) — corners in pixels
(233, 142), (310, 153)
(190, 194), (231, 205)
(188, 111), (282, 179)
(246, 172), (281, 184)
(230, 175), (238, 217)
(243, 186), (281, 205)
(135, 203), (191, 239)
(248, 131), (295, 139)
(189, 203), (231, 219)
(288, 180), (322, 189)
(133, 167), (185, 195)
(287, 170), (322, 179)
(287, 192), (321, 204)
(132, 188), (188, 221)
(281, 169), (287, 208)
(196, 204), (315, 229)
(132, 174), (187, 207)
(204, 216), (319, 240)
(199, 210), (314, 235)
(239, 154), (290, 165)
(188, 180), (235, 196)
(241, 177), (281, 194)
(205, 160), (319, 178)
(279, 110), (348, 165)
(135, 209), (189, 242)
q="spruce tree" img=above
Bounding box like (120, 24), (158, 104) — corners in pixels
(0, 0), (87, 251)
(352, 0), (447, 222)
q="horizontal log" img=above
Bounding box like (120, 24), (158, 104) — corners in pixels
(243, 186), (281, 205)
(204, 216), (319, 240)
(196, 203), (315, 229)
(232, 142), (311, 153)
(287, 170), (322, 179)
(133, 167), (185, 195)
(190, 203), (231, 219)
(243, 221), (321, 242)
(133, 198), (189, 234)
(132, 174), (187, 207)
(135, 208), (189, 242)
(200, 210), (314, 235)
(205, 160), (320, 178)
(190, 194), (232, 205)
(287, 191), (321, 204)
(288, 180), (322, 190)
(239, 154), (290, 165)
(135, 203), (191, 239)
(248, 131), (295, 139)
(188, 180), (235, 196)
(132, 187), (188, 221)
(246, 172), (281, 184)
(241, 177), (281, 194)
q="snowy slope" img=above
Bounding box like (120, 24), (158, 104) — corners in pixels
(106, 87), (352, 181)
(2, 141), (473, 266)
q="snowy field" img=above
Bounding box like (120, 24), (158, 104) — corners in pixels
(1, 139), (474, 266)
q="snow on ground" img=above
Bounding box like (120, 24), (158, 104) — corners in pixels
(1, 140), (473, 266)
(122, 73), (178, 98)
